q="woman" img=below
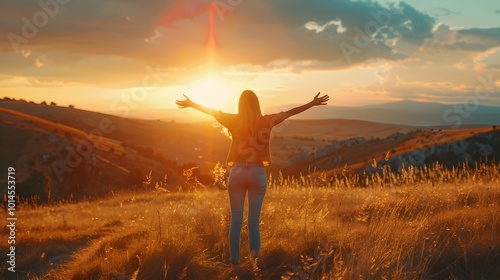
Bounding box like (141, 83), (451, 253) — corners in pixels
(176, 90), (329, 265)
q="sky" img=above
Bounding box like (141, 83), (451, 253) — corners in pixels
(1, 0), (499, 119)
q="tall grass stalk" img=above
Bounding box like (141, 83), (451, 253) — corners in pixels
(1, 162), (498, 279)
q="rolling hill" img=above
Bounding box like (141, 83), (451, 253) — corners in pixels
(0, 99), (231, 202)
(1, 98), (499, 202)
(280, 127), (500, 179)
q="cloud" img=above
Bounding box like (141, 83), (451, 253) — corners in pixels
(417, 24), (500, 58)
(356, 52), (500, 105)
(458, 27), (500, 40)
(0, 0), (216, 86)
(0, 0), (497, 92)
(435, 7), (457, 17)
(394, 2), (436, 41)
(157, 0), (212, 27)
(213, 0), (436, 68)
(362, 75), (500, 104)
(1, 0), (162, 45)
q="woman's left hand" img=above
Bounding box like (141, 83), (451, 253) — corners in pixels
(176, 94), (194, 109)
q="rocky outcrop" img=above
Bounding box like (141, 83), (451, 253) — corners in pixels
(286, 129), (499, 176)
(366, 131), (499, 174)
(289, 136), (367, 163)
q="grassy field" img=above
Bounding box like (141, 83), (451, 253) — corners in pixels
(1, 163), (500, 280)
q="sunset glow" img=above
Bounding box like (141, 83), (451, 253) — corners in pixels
(0, 0), (498, 118)
(187, 74), (239, 110)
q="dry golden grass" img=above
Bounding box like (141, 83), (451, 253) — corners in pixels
(1, 163), (499, 280)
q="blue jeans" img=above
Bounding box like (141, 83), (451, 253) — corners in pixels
(227, 162), (267, 264)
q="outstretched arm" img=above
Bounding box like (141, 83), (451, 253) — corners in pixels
(284, 92), (329, 117)
(176, 94), (217, 116)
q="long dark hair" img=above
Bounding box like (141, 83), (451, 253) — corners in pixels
(238, 90), (263, 136)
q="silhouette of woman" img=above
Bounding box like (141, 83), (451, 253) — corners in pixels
(176, 90), (329, 265)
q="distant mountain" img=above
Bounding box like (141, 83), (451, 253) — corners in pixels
(80, 99), (500, 127)
(277, 100), (500, 126)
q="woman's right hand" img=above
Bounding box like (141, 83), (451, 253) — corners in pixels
(176, 94), (193, 109)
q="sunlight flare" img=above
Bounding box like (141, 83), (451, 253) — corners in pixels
(187, 74), (238, 110)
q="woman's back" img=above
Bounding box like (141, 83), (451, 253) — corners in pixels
(214, 111), (288, 166)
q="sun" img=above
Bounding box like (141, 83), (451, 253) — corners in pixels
(187, 74), (239, 111)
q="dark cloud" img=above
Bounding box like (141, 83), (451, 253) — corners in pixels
(211, 0), (432, 68)
(0, 0), (200, 59)
(394, 2), (435, 41)
(268, 0), (435, 40)
(0, 0), (214, 85)
(435, 7), (455, 16)
(234, 0), (436, 67)
(458, 27), (500, 39)
(431, 26), (500, 52)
